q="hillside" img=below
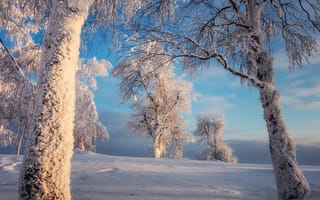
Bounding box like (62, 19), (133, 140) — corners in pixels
(1, 151), (319, 200)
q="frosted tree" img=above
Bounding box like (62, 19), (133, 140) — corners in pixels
(114, 41), (193, 158)
(2, 2), (95, 198)
(194, 114), (237, 163)
(0, 39), (36, 155)
(121, 0), (320, 199)
(74, 58), (110, 151)
(0, 1), (155, 198)
(0, 44), (109, 153)
(0, 123), (16, 148)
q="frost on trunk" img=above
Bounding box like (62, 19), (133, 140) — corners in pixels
(153, 131), (167, 158)
(19, 1), (92, 199)
(257, 52), (310, 200)
(246, 2), (310, 198)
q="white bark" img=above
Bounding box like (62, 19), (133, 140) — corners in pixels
(154, 146), (162, 158)
(260, 85), (310, 199)
(154, 132), (166, 158)
(19, 1), (92, 199)
(257, 52), (310, 200)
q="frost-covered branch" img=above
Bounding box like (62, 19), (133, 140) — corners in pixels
(0, 38), (30, 83)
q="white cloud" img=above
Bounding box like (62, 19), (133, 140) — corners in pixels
(294, 85), (320, 97)
(281, 96), (320, 109)
(280, 83), (320, 109)
(193, 95), (235, 114)
(280, 95), (300, 107)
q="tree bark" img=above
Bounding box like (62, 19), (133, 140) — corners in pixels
(16, 125), (23, 156)
(154, 132), (166, 158)
(260, 85), (310, 200)
(257, 52), (310, 200)
(19, 1), (92, 199)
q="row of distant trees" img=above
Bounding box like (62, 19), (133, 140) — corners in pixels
(0, 1), (319, 199)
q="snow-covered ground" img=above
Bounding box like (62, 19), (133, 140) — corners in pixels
(0, 151), (319, 200)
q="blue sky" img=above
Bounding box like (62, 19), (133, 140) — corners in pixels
(77, 19), (320, 161)
(93, 48), (320, 146)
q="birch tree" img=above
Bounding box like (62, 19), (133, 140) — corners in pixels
(194, 114), (237, 163)
(0, 39), (37, 155)
(0, 0), (157, 199)
(0, 45), (109, 153)
(122, 0), (320, 199)
(114, 41), (194, 158)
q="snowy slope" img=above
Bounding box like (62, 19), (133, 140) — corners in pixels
(0, 151), (319, 200)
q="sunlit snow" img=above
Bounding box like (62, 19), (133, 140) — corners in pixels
(1, 151), (319, 200)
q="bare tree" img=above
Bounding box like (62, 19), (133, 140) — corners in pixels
(121, 0), (320, 199)
(194, 114), (237, 163)
(114, 41), (194, 158)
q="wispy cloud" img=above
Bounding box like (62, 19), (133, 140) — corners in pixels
(193, 94), (235, 114)
(281, 96), (320, 109)
(294, 85), (320, 97)
(280, 83), (320, 109)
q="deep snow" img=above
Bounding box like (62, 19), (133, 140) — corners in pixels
(0, 151), (319, 200)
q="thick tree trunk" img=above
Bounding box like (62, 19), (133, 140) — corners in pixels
(260, 85), (310, 200)
(257, 52), (310, 200)
(19, 1), (92, 199)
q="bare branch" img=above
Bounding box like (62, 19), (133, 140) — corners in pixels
(298, 0), (320, 32)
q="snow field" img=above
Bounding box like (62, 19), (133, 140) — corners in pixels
(0, 151), (319, 200)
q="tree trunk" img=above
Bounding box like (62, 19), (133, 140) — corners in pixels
(19, 1), (92, 199)
(174, 141), (183, 159)
(154, 132), (166, 158)
(257, 52), (310, 200)
(16, 125), (23, 156)
(154, 144), (162, 158)
(260, 85), (310, 200)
